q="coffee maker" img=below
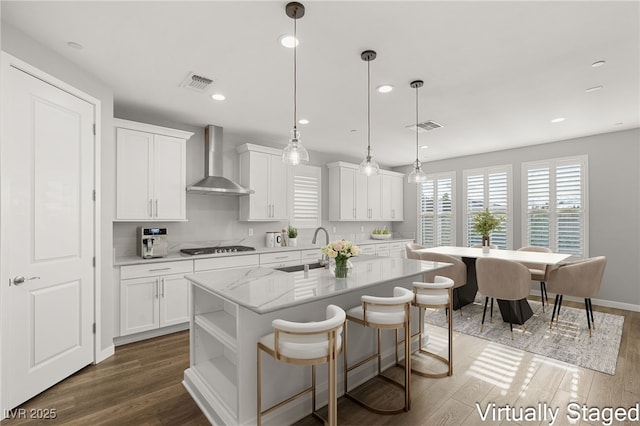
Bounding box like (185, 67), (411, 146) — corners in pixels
(137, 227), (169, 259)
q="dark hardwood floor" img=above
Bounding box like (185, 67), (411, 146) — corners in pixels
(2, 298), (638, 425)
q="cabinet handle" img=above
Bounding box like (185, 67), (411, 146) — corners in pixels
(155, 279), (159, 299)
(149, 199), (153, 218)
(161, 278), (165, 298)
(149, 267), (171, 272)
(353, 208), (356, 219)
(275, 256), (288, 259)
(155, 199), (159, 217)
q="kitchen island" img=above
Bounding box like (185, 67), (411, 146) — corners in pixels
(182, 255), (451, 426)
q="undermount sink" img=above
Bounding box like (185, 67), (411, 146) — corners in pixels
(276, 262), (326, 273)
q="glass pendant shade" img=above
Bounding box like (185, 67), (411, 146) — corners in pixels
(282, 128), (309, 166)
(359, 154), (380, 176)
(407, 159), (427, 183)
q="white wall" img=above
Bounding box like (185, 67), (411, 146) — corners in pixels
(394, 128), (640, 309)
(1, 23), (116, 355)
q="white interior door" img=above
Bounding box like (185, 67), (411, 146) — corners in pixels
(1, 62), (95, 410)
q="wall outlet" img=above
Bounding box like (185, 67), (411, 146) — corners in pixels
(360, 226), (364, 232)
(332, 226), (337, 233)
(248, 228), (253, 236)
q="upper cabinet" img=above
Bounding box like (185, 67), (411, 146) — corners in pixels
(115, 119), (193, 221)
(237, 144), (288, 221)
(381, 172), (404, 221)
(328, 162), (404, 222)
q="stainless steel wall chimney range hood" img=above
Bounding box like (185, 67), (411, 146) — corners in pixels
(187, 125), (254, 195)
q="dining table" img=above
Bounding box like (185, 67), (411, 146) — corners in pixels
(414, 246), (573, 324)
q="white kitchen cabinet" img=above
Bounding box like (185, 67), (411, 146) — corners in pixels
(327, 162), (390, 221)
(115, 119), (193, 221)
(238, 144), (288, 221)
(381, 171), (405, 221)
(120, 260), (192, 336)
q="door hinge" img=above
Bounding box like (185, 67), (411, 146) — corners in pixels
(92, 189), (96, 201)
(92, 323), (96, 334)
(93, 123), (96, 135)
(92, 257), (96, 267)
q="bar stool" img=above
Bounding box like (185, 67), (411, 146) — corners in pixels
(343, 286), (413, 414)
(408, 276), (454, 378)
(257, 304), (346, 426)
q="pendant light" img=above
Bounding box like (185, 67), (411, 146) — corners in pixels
(407, 80), (427, 183)
(281, 2), (309, 166)
(359, 50), (380, 176)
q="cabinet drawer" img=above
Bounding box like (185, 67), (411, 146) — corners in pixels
(389, 242), (404, 250)
(359, 244), (376, 255)
(300, 249), (322, 262)
(121, 260), (193, 280)
(195, 254), (260, 272)
(260, 251), (301, 265)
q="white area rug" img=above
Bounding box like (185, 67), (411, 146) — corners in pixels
(423, 297), (624, 375)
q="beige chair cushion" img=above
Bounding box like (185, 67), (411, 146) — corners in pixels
(546, 256), (607, 298)
(476, 257), (531, 301)
(406, 243), (424, 259)
(415, 252), (466, 289)
(517, 246), (551, 281)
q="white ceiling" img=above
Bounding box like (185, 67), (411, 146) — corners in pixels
(2, 1), (639, 167)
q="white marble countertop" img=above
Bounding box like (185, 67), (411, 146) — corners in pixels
(114, 238), (414, 266)
(185, 255), (450, 314)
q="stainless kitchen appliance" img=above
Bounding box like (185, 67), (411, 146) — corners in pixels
(180, 245), (255, 256)
(137, 227), (169, 259)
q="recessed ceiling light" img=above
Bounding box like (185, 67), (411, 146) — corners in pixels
(211, 93), (226, 101)
(350, 129), (357, 133)
(298, 119), (309, 125)
(586, 85), (603, 93)
(591, 60), (606, 68)
(279, 35), (299, 48)
(420, 145), (429, 149)
(551, 117), (566, 123)
(67, 41), (83, 50)
(615, 122), (624, 125)
(376, 84), (394, 94)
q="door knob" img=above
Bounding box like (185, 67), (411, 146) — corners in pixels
(12, 275), (40, 286)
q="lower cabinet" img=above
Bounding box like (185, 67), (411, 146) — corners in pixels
(120, 260), (192, 336)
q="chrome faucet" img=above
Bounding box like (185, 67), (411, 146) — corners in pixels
(312, 227), (330, 266)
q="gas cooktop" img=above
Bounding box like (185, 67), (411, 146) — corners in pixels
(180, 245), (256, 256)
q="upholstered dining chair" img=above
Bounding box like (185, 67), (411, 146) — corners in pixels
(517, 246), (552, 312)
(546, 256), (607, 337)
(405, 242), (425, 259)
(415, 251), (466, 315)
(476, 257), (532, 339)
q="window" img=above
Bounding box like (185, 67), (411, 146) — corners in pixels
(463, 165), (512, 249)
(289, 164), (321, 229)
(418, 172), (455, 247)
(522, 156), (587, 257)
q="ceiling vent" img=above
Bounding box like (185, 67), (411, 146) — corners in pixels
(406, 120), (443, 133)
(180, 71), (214, 93)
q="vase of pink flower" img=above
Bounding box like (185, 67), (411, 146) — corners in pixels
(321, 239), (361, 278)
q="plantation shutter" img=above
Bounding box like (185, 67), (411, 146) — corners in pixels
(289, 164), (321, 229)
(463, 166), (512, 249)
(523, 156), (586, 257)
(419, 172), (455, 247)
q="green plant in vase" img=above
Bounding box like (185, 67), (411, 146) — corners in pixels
(287, 225), (298, 247)
(472, 208), (505, 247)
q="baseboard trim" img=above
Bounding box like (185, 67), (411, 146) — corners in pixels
(113, 323), (189, 346)
(96, 344), (115, 363)
(530, 290), (640, 313)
